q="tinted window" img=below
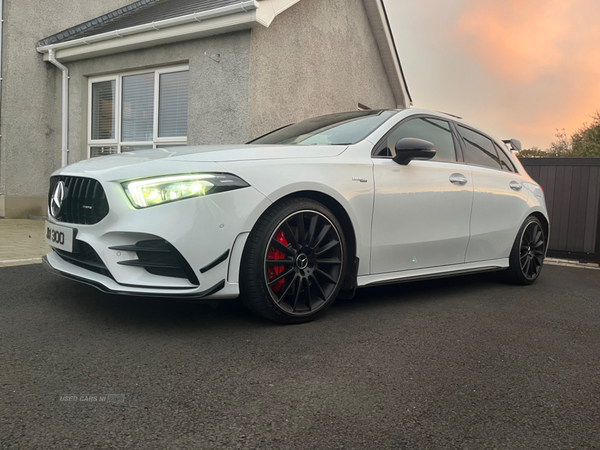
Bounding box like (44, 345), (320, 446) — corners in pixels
(495, 143), (516, 172)
(376, 117), (456, 162)
(249, 110), (398, 145)
(457, 125), (501, 169)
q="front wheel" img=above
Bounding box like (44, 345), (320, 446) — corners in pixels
(240, 198), (347, 324)
(506, 216), (546, 285)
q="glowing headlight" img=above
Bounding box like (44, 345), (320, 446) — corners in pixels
(122, 173), (249, 208)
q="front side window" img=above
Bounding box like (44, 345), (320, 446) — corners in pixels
(88, 66), (189, 158)
(249, 110), (398, 146)
(457, 125), (501, 170)
(375, 117), (457, 162)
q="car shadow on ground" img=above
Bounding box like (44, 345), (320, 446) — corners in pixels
(46, 268), (508, 331)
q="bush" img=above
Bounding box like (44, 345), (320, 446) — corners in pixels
(519, 110), (600, 158)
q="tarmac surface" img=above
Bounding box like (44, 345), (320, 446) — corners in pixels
(0, 263), (598, 449)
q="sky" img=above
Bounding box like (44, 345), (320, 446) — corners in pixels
(385, 0), (600, 150)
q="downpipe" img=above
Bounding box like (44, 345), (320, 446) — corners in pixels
(47, 49), (69, 167)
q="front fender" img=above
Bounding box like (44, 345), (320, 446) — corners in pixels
(220, 158), (374, 276)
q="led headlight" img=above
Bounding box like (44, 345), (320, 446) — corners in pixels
(122, 173), (249, 208)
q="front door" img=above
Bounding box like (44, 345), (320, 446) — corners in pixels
(370, 117), (473, 274)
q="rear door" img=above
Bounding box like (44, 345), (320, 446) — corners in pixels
(370, 116), (474, 274)
(455, 125), (531, 262)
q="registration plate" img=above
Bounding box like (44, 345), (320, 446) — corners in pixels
(45, 221), (75, 253)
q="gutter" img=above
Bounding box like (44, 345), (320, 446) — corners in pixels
(47, 49), (69, 167)
(36, 1), (259, 58)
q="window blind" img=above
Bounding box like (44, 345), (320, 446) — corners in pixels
(158, 71), (189, 138)
(91, 80), (115, 140)
(121, 72), (155, 142)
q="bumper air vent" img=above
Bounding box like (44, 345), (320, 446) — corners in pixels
(111, 240), (199, 285)
(54, 240), (113, 279)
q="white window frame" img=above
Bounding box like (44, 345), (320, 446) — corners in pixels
(87, 64), (189, 158)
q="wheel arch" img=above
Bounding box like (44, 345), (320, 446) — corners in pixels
(515, 208), (550, 257)
(244, 190), (359, 289)
(530, 211), (550, 253)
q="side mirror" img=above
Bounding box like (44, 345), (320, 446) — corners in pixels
(393, 138), (436, 165)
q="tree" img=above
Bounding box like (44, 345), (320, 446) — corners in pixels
(545, 111), (600, 157)
(520, 111), (600, 158)
(570, 111), (600, 157)
(518, 146), (548, 158)
(548, 128), (572, 157)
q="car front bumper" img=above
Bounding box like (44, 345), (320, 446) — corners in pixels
(42, 178), (270, 300)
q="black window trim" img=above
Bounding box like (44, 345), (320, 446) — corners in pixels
(371, 114), (464, 164)
(454, 123), (522, 175)
(456, 123), (501, 170)
(494, 142), (518, 173)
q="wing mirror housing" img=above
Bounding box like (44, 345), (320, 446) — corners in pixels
(393, 138), (437, 165)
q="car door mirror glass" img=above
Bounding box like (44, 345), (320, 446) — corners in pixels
(393, 138), (437, 165)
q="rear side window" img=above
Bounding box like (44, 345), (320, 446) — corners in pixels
(495, 143), (516, 172)
(457, 125), (501, 170)
(375, 117), (457, 162)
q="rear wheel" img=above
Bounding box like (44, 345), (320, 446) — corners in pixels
(506, 216), (546, 285)
(240, 198), (347, 324)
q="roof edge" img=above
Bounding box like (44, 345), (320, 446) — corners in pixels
(362, 0), (412, 108)
(37, 0), (162, 48)
(379, 0), (412, 105)
(37, 0), (260, 58)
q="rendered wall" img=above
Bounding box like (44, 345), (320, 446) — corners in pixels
(0, 0), (136, 217)
(247, 0), (397, 140)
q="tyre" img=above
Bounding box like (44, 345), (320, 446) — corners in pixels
(240, 198), (347, 324)
(506, 216), (546, 285)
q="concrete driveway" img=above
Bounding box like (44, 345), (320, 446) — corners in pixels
(0, 263), (598, 449)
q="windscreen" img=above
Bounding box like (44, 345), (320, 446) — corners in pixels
(249, 110), (398, 145)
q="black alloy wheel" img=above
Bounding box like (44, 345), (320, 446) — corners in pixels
(507, 216), (546, 285)
(264, 210), (343, 315)
(240, 198), (347, 323)
(519, 220), (545, 280)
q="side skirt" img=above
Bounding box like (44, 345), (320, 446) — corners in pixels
(357, 258), (509, 287)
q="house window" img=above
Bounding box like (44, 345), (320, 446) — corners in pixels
(88, 65), (189, 158)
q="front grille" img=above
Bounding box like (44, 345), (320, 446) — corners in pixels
(111, 240), (199, 285)
(49, 176), (109, 225)
(54, 241), (113, 279)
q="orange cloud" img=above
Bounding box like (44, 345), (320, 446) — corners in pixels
(456, 0), (572, 83)
(451, 0), (600, 147)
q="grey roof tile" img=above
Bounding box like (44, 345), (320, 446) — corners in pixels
(38, 0), (244, 47)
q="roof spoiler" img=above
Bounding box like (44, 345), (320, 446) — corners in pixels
(502, 139), (522, 152)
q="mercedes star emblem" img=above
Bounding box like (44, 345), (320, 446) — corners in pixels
(50, 181), (66, 218)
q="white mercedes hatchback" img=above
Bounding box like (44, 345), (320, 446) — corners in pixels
(44, 109), (549, 323)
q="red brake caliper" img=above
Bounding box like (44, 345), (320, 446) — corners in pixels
(267, 230), (288, 293)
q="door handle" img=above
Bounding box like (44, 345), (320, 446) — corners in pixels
(509, 181), (523, 191)
(449, 173), (468, 185)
